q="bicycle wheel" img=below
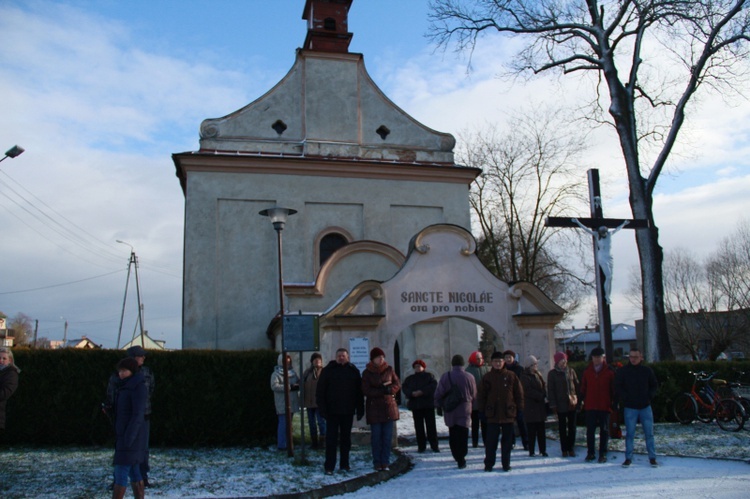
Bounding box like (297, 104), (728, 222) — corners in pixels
(738, 398), (750, 431)
(673, 393), (697, 424)
(715, 399), (745, 432)
(696, 395), (714, 423)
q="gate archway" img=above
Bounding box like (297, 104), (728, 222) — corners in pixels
(318, 224), (565, 376)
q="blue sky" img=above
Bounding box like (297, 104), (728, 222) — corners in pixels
(1, 0), (748, 349)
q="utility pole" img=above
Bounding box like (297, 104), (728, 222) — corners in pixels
(116, 240), (146, 349)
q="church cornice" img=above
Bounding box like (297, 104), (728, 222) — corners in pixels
(172, 153), (480, 194)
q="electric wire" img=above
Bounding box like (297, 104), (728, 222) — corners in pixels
(0, 170), (182, 276)
(0, 269), (125, 295)
(0, 169), (124, 261)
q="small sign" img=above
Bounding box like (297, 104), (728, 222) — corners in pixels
(349, 337), (370, 373)
(282, 315), (319, 352)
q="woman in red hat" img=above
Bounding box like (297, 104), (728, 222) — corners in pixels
(402, 359), (439, 453)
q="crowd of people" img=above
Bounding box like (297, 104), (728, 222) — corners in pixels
(270, 345), (659, 476)
(0, 342), (661, 498)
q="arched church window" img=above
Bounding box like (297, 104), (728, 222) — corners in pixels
(319, 232), (348, 266)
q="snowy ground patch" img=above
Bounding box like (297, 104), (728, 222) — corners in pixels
(1, 409), (748, 498)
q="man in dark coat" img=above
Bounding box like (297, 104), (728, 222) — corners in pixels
(316, 348), (364, 475)
(478, 352), (524, 472)
(402, 359), (439, 453)
(580, 347), (615, 463)
(615, 348), (659, 467)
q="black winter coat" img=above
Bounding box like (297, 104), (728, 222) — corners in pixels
(402, 371), (437, 411)
(316, 360), (364, 419)
(615, 362), (658, 410)
(113, 371), (148, 466)
(0, 366), (19, 430)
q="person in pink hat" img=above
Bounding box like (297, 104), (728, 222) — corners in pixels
(547, 351), (580, 457)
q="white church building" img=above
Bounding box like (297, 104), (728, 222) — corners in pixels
(173, 0), (564, 376)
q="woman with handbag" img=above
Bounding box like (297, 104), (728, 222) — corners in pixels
(434, 355), (476, 469)
(547, 351), (580, 457)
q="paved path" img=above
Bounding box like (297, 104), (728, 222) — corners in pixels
(336, 442), (750, 498)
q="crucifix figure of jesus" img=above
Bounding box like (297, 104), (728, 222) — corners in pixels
(571, 218), (629, 304)
(546, 169), (648, 361)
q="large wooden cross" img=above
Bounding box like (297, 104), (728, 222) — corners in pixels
(546, 169), (648, 362)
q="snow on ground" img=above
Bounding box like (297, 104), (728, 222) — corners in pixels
(1, 409), (748, 498)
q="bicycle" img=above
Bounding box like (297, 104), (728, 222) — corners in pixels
(672, 371), (746, 431)
(719, 369), (750, 431)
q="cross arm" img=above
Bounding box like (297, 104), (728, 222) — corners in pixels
(545, 217), (649, 229)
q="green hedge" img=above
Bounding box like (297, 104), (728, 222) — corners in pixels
(4, 349), (277, 446)
(5, 351), (749, 446)
(569, 359), (750, 422)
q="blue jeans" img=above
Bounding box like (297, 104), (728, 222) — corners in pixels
(113, 464), (142, 486)
(277, 414), (289, 449)
(624, 406), (656, 460)
(370, 421), (393, 468)
(307, 408), (326, 441)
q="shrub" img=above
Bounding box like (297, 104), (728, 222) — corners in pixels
(5, 349), (278, 446)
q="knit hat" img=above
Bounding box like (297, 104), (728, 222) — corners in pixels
(527, 355), (538, 367)
(117, 357), (139, 374)
(412, 359), (426, 369)
(370, 347), (385, 360)
(553, 351), (567, 364)
(126, 345), (147, 357)
(491, 351), (504, 360)
(468, 351), (483, 366)
(310, 352), (322, 363)
(590, 347), (605, 357)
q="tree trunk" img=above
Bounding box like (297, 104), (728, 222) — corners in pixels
(608, 78), (674, 361)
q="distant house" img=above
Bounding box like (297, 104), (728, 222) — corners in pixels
(50, 336), (102, 349)
(636, 309), (749, 361)
(556, 323), (637, 362)
(0, 311), (14, 347)
(121, 331), (167, 351)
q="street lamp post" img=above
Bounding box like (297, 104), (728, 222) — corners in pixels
(259, 206), (297, 458)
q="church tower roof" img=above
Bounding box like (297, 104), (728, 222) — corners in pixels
(179, 0), (460, 177)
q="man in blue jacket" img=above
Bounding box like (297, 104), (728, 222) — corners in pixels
(614, 348), (658, 467)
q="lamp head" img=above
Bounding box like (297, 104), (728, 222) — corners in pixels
(259, 206), (297, 230)
(4, 145), (24, 158)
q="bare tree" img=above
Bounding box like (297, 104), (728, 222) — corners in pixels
(707, 218), (750, 311)
(630, 226), (750, 360)
(459, 111), (589, 315)
(429, 0), (750, 360)
(9, 312), (34, 346)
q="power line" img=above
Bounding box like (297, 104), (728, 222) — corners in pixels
(0, 269), (124, 295)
